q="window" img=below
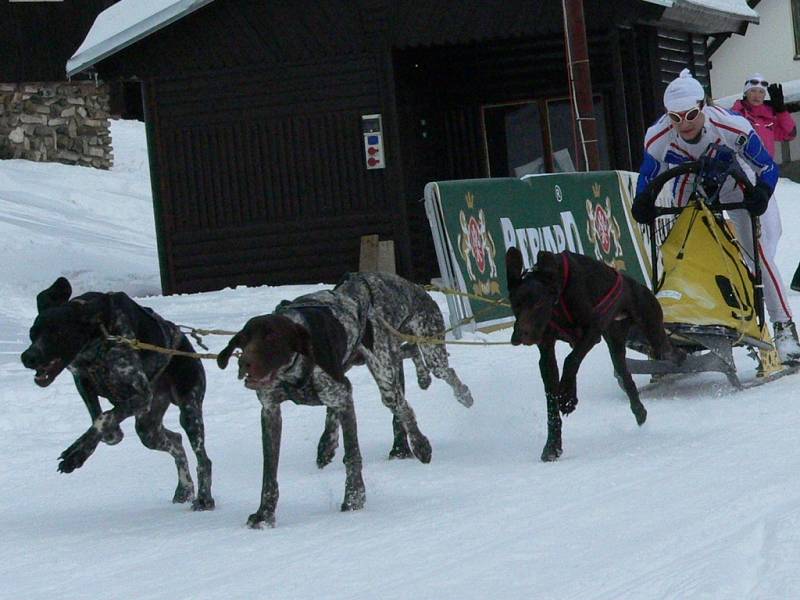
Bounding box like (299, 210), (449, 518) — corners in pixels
(482, 101), (546, 177)
(793, 0), (800, 59)
(481, 96), (609, 177)
(546, 97), (609, 172)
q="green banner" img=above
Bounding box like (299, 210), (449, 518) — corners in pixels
(425, 171), (650, 330)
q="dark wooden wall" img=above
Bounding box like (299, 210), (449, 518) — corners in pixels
(89, 0), (700, 293)
(0, 0), (115, 82)
(651, 28), (712, 116)
(103, 0), (405, 293)
(145, 56), (401, 292)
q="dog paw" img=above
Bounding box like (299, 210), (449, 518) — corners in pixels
(316, 446), (337, 469)
(632, 404), (647, 426)
(247, 512), (276, 529)
(341, 488), (366, 512)
(411, 435), (432, 464)
(557, 392), (578, 415)
(540, 443), (563, 462)
(57, 453), (83, 474)
(191, 496), (216, 511)
(57, 433), (99, 473)
(101, 426), (124, 446)
(389, 442), (413, 460)
(316, 433), (339, 470)
(456, 385), (474, 408)
(316, 453), (334, 469)
(172, 483), (195, 504)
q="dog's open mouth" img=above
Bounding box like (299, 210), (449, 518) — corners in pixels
(34, 358), (64, 387)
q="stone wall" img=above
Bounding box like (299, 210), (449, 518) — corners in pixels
(0, 82), (113, 169)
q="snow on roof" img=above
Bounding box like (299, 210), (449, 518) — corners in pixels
(683, 0), (758, 19)
(715, 79), (800, 109)
(66, 0), (217, 77)
(639, 0), (758, 20)
(641, 0), (675, 6)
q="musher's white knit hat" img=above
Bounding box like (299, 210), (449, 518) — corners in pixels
(743, 73), (768, 95)
(663, 68), (705, 112)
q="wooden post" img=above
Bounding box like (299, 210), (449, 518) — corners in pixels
(359, 235), (396, 274)
(359, 234), (380, 271)
(562, 0), (600, 171)
(377, 240), (396, 274)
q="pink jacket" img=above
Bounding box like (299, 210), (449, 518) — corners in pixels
(731, 99), (797, 158)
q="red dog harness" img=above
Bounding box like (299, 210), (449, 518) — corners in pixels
(548, 253), (624, 345)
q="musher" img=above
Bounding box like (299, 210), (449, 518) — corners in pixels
(631, 68), (800, 363)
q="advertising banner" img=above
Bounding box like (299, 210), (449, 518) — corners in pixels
(424, 171), (651, 333)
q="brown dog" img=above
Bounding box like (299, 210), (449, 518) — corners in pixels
(505, 247), (675, 461)
(217, 272), (473, 528)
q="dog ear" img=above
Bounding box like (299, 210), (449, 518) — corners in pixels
(217, 331), (245, 370)
(36, 277), (72, 312)
(505, 247), (524, 290)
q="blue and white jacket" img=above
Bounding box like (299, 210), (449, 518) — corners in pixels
(636, 105), (778, 206)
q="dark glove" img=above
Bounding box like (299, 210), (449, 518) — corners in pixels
(632, 190), (658, 223)
(698, 144), (736, 198)
(768, 83), (786, 113)
(744, 181), (772, 216)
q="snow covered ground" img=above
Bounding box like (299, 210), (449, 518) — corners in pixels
(2, 121), (800, 599)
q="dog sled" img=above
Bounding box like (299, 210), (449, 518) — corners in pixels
(625, 154), (798, 389)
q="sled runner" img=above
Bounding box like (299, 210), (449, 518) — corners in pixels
(624, 152), (797, 389)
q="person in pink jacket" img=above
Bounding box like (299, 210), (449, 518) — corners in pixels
(732, 74), (797, 157)
(733, 75), (800, 322)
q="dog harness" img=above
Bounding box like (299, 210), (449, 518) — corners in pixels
(67, 309), (184, 407)
(274, 293), (357, 404)
(547, 253), (624, 345)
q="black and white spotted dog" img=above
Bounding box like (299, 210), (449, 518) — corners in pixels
(217, 271), (474, 528)
(20, 277), (214, 510)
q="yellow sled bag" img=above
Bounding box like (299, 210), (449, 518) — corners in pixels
(655, 201), (762, 342)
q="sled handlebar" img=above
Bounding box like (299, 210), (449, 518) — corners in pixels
(643, 160), (756, 214)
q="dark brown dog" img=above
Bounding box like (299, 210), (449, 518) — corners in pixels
(505, 247), (675, 461)
(217, 272), (473, 528)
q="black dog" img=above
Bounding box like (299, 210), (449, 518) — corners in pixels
(217, 272), (473, 528)
(505, 248), (675, 462)
(20, 277), (214, 510)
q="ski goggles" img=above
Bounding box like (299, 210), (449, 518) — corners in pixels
(667, 104), (703, 124)
(746, 79), (769, 87)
